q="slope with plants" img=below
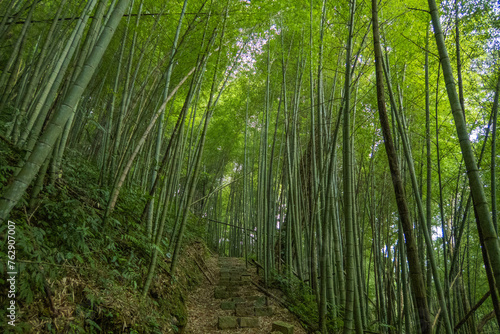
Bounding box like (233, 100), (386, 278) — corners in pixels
(1, 0), (499, 333)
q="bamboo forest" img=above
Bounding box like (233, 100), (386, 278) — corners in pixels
(0, 0), (499, 333)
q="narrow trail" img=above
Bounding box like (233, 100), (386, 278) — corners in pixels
(185, 256), (307, 333)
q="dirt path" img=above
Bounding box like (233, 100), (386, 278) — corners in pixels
(184, 256), (307, 334)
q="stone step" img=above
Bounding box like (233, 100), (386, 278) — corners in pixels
(219, 275), (247, 282)
(225, 285), (240, 293)
(220, 301), (236, 310)
(235, 304), (254, 316)
(217, 316), (260, 330)
(220, 268), (246, 273)
(218, 316), (238, 330)
(255, 305), (274, 316)
(218, 280), (249, 287)
(246, 295), (267, 306)
(216, 258), (273, 332)
(215, 286), (242, 299)
(239, 316), (260, 328)
(271, 321), (294, 334)
(232, 297), (246, 304)
(219, 273), (246, 280)
(241, 274), (252, 281)
(222, 301), (274, 316)
(230, 296), (266, 306)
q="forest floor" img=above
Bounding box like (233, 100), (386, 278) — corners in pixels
(184, 255), (307, 334)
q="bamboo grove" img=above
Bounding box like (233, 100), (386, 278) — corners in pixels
(0, 0), (499, 333)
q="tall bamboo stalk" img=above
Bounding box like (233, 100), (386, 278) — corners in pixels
(427, 0), (500, 298)
(0, 0), (131, 223)
(372, 0), (431, 332)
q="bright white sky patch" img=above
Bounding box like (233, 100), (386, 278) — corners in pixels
(230, 24), (279, 79)
(432, 225), (443, 241)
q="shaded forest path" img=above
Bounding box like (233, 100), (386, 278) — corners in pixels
(184, 256), (307, 333)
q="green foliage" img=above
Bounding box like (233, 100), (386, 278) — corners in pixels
(272, 266), (359, 332)
(0, 164), (15, 187)
(0, 137), (21, 193)
(273, 270), (343, 332)
(1, 0), (499, 331)
(0, 146), (208, 333)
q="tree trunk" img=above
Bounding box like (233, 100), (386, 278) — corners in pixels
(371, 0), (432, 332)
(427, 0), (500, 298)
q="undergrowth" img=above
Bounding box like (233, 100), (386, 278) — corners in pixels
(0, 144), (206, 333)
(272, 270), (343, 333)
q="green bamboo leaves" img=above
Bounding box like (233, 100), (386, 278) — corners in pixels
(428, 0), (500, 301)
(0, 0), (131, 223)
(0, 2), (498, 333)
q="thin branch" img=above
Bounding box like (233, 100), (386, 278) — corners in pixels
(406, 7), (430, 14)
(454, 290), (491, 331)
(206, 218), (256, 234)
(191, 169), (255, 206)
(401, 33), (440, 59)
(6, 11), (237, 24)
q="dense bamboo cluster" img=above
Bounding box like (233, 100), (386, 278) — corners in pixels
(0, 0), (499, 332)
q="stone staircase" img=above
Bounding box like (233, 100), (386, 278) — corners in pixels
(215, 257), (277, 331)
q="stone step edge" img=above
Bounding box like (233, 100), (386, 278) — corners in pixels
(217, 315), (260, 330)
